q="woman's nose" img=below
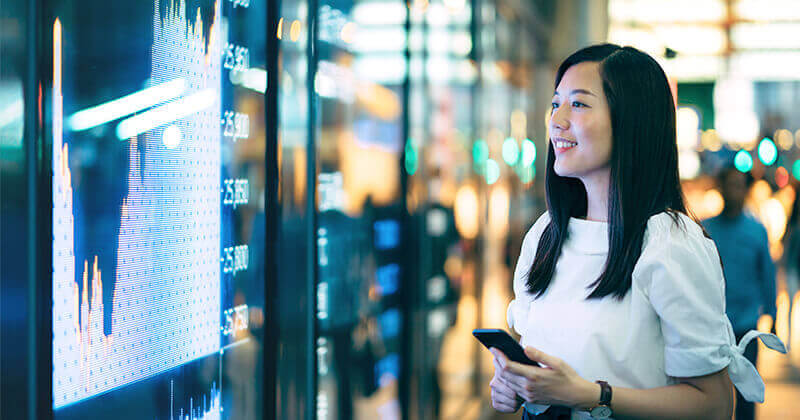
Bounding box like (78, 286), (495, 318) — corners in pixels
(550, 107), (569, 130)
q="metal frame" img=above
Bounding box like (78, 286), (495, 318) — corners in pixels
(34, 0), (55, 417)
(399, 2), (413, 419)
(264, 0), (281, 418)
(306, 0), (320, 417)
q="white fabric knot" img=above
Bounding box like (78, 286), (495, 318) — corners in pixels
(723, 329), (787, 403)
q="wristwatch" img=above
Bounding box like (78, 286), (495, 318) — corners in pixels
(589, 380), (613, 419)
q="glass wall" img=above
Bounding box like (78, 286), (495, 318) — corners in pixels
(0, 0), (37, 418)
(0, 0), (558, 419)
(275, 0), (314, 418)
(405, 1), (548, 419)
(314, 1), (407, 418)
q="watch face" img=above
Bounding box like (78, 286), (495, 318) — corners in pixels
(590, 406), (612, 419)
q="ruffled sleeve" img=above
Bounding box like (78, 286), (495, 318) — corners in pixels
(507, 211), (551, 335)
(637, 213), (786, 403)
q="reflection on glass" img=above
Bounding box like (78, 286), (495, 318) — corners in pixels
(315, 1), (405, 419)
(275, 0), (313, 418)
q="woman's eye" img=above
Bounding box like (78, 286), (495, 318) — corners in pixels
(551, 102), (559, 110)
(572, 101), (586, 108)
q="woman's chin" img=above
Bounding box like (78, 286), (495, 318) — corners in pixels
(553, 166), (574, 178)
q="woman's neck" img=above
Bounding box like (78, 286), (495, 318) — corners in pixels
(579, 169), (610, 222)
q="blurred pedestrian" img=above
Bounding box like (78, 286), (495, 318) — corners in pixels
(702, 166), (778, 420)
(782, 183), (800, 312)
(489, 44), (786, 420)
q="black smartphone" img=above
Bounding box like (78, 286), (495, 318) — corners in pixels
(472, 328), (540, 366)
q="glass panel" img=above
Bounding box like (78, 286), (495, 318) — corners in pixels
(275, 0), (314, 418)
(314, 1), (406, 418)
(49, 0), (266, 418)
(405, 2), (476, 417)
(406, 3), (545, 418)
(1, 0), (33, 417)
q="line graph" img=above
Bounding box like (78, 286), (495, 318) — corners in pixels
(52, 0), (227, 408)
(168, 380), (221, 420)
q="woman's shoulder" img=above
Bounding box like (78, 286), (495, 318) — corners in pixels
(643, 210), (707, 246)
(635, 210), (723, 291)
(637, 210), (719, 272)
(516, 211), (551, 259)
(522, 211), (551, 243)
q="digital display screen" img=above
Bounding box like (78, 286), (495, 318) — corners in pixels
(51, 0), (265, 418)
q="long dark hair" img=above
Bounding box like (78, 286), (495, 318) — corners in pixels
(526, 43), (689, 301)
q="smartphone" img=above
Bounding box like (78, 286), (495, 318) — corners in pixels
(472, 328), (540, 366)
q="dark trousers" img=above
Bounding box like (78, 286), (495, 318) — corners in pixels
(734, 330), (759, 420)
(521, 406), (572, 420)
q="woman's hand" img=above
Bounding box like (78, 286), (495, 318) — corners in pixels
(489, 349), (524, 412)
(491, 346), (599, 410)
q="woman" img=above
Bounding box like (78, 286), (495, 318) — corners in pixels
(490, 43), (786, 420)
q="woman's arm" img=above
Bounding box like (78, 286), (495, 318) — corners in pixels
(495, 347), (734, 420)
(574, 368), (734, 420)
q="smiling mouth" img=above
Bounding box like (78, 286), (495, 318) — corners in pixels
(553, 138), (577, 149)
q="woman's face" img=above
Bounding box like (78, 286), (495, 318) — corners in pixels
(549, 61), (613, 181)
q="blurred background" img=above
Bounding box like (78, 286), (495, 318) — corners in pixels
(2, 0), (800, 419)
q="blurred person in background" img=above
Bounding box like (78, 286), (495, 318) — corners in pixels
(702, 166), (777, 420)
(418, 173), (461, 419)
(488, 44), (786, 420)
(782, 182), (800, 310)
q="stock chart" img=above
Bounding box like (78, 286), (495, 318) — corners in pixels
(52, 0), (263, 418)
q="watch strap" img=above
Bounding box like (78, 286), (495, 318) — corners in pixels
(596, 380), (612, 406)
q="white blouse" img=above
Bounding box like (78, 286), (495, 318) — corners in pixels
(507, 211), (786, 418)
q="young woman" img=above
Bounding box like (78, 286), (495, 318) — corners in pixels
(489, 44), (786, 420)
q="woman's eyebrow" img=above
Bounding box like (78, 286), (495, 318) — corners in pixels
(553, 89), (597, 97)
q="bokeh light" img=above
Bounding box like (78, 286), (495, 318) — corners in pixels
(290, 20), (302, 42)
(678, 150), (701, 179)
(760, 197), (787, 242)
(485, 159), (500, 184)
(488, 184), (510, 239)
(521, 138), (536, 167)
(776, 128), (793, 151)
(776, 166), (789, 188)
(518, 165), (535, 184)
(758, 137), (778, 166)
(676, 106), (700, 150)
(701, 129), (722, 152)
(734, 149), (754, 173)
(502, 137), (519, 166)
(472, 139), (488, 164)
(454, 184), (478, 239)
(472, 139), (488, 174)
(404, 141), (418, 175)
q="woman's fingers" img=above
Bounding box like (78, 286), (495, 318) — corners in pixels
(490, 371), (521, 412)
(491, 386), (518, 406)
(492, 400), (518, 412)
(491, 387), (519, 412)
(494, 365), (539, 402)
(490, 372), (514, 393)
